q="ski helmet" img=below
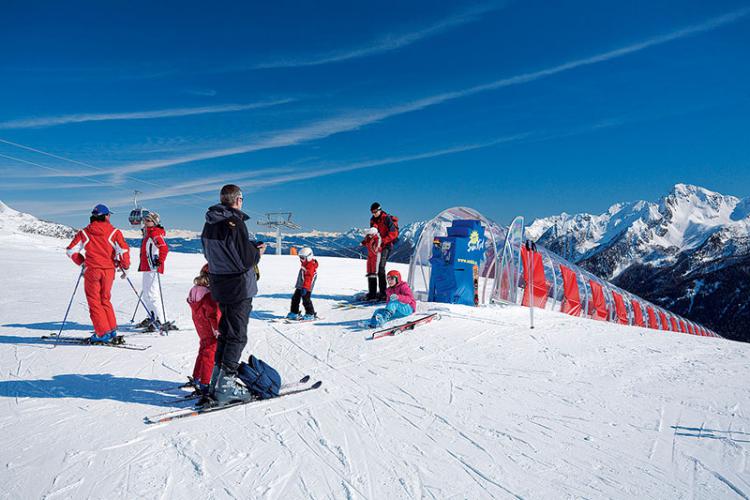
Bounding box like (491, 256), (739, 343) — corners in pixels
(370, 202), (381, 213)
(386, 270), (401, 284)
(299, 247), (314, 261)
(366, 227), (379, 236)
(144, 211), (160, 225)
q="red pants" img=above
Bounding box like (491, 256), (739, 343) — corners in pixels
(84, 267), (117, 336)
(192, 327), (217, 385)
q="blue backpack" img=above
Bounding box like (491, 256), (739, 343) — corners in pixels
(237, 355), (281, 399)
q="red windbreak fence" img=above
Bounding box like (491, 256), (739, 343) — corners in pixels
(659, 311), (669, 331)
(611, 291), (629, 325)
(521, 247), (549, 308)
(670, 317), (679, 332)
(632, 300), (645, 327)
(679, 320), (687, 333)
(647, 306), (658, 329)
(559, 264), (582, 316)
(588, 280), (609, 321)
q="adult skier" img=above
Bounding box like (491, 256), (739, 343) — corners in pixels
(369, 202), (399, 300)
(136, 211), (170, 332)
(201, 184), (266, 406)
(65, 204), (130, 343)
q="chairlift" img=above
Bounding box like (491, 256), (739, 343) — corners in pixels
(128, 190), (150, 225)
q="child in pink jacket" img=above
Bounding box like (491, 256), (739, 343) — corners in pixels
(369, 270), (415, 328)
(187, 264), (221, 395)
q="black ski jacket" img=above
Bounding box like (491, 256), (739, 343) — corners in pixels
(201, 204), (261, 304)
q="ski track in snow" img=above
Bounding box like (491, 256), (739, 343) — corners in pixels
(1, 240), (750, 499)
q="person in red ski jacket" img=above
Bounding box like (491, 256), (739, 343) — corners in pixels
(286, 247), (318, 320)
(369, 270), (415, 328)
(187, 264), (221, 395)
(136, 212), (170, 331)
(362, 227), (382, 300)
(369, 202), (398, 300)
(65, 204), (130, 342)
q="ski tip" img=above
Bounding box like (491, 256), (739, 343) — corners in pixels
(311, 381), (323, 389)
(300, 375), (311, 384)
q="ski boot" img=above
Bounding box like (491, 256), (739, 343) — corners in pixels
(302, 314), (318, 321)
(286, 312), (302, 321)
(212, 366), (254, 406)
(369, 310), (392, 328)
(89, 330), (117, 343)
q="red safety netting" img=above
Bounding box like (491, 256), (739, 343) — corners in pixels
(588, 280), (609, 321)
(679, 320), (687, 333)
(659, 311), (669, 331)
(631, 300), (645, 327)
(559, 264), (582, 316)
(687, 323), (694, 335)
(670, 317), (679, 332)
(647, 306), (658, 329)
(611, 291), (628, 325)
(521, 247), (549, 308)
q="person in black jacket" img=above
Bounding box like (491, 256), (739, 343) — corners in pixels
(201, 184), (266, 405)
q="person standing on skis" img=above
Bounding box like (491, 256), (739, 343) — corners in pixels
(369, 202), (398, 300)
(65, 204), (130, 343)
(286, 247), (318, 321)
(136, 211), (170, 332)
(201, 184), (266, 406)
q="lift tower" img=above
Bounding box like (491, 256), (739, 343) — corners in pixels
(257, 212), (302, 255)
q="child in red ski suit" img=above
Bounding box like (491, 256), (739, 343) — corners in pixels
(369, 270), (416, 328)
(362, 227), (382, 300)
(66, 204), (130, 342)
(287, 247), (318, 320)
(187, 264), (221, 394)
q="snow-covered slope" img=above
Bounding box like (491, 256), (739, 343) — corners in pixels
(2, 231), (749, 498)
(0, 200), (77, 241)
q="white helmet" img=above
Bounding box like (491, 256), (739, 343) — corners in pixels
(366, 227), (379, 236)
(299, 247), (314, 260)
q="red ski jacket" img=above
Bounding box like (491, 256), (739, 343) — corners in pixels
(66, 221), (130, 270)
(187, 285), (221, 337)
(139, 226), (169, 273)
(363, 233), (382, 276)
(295, 259), (318, 291)
(370, 211), (398, 248)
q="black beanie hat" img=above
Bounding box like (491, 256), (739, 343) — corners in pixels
(370, 202), (381, 212)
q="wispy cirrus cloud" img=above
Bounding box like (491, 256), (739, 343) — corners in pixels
(252, 2), (505, 69)
(85, 7), (750, 177)
(0, 99), (294, 130)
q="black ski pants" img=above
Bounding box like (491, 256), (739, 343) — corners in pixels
(377, 246), (392, 295)
(291, 288), (315, 315)
(215, 297), (253, 373)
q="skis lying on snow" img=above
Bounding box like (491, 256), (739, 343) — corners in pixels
(283, 316), (322, 324)
(369, 313), (440, 340)
(41, 334), (150, 351)
(332, 299), (382, 310)
(145, 377), (322, 424)
(160, 375), (313, 405)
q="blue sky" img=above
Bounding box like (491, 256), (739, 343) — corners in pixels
(1, 0), (749, 232)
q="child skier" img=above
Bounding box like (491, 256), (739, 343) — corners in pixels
(369, 270), (416, 328)
(187, 264), (221, 396)
(136, 211), (171, 332)
(362, 226), (382, 300)
(286, 247), (318, 321)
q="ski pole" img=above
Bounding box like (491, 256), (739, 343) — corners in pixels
(130, 291), (142, 322)
(121, 270), (156, 326)
(53, 267), (84, 348)
(156, 271), (168, 334)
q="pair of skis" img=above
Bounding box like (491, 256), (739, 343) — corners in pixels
(145, 375), (322, 424)
(41, 334), (150, 351)
(368, 313), (440, 340)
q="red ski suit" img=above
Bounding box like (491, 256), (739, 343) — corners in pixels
(363, 233), (382, 276)
(66, 221), (130, 336)
(138, 226), (169, 273)
(187, 285), (221, 385)
(370, 211), (398, 248)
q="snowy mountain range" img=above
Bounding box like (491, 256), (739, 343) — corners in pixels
(527, 184), (750, 342)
